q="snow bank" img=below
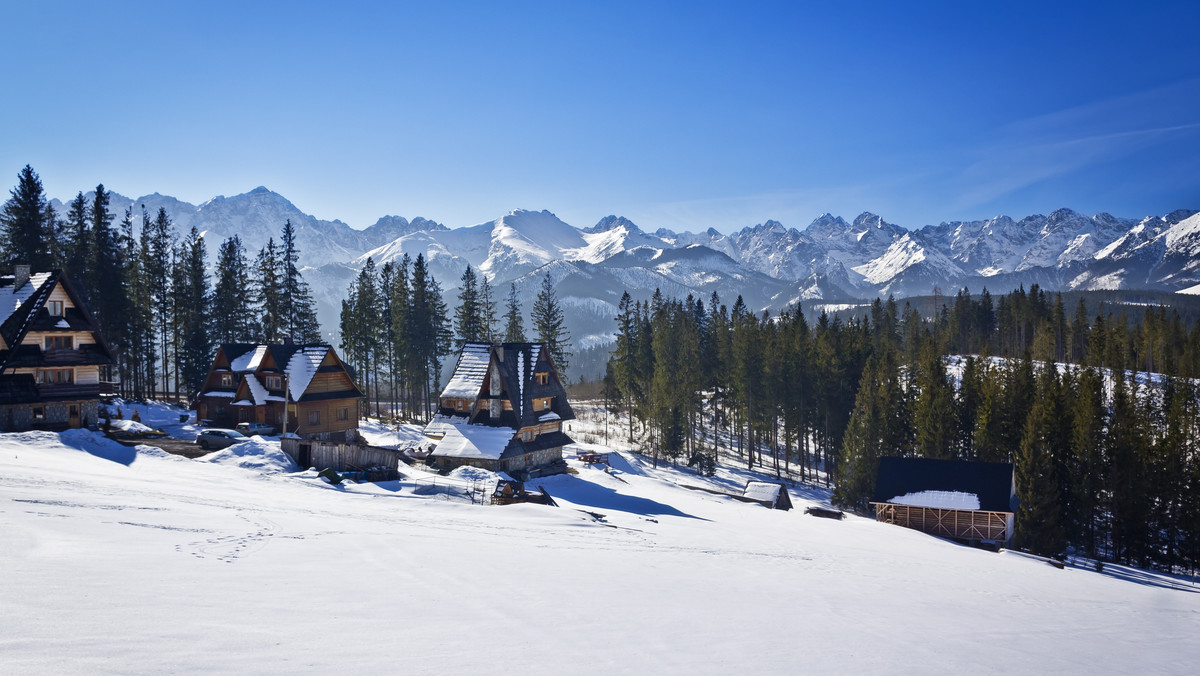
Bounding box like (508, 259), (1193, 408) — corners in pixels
(357, 420), (426, 448)
(196, 438), (299, 473)
(890, 490), (980, 510)
(108, 419), (156, 435)
(449, 465), (505, 484)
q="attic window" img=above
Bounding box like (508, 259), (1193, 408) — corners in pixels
(543, 398), (551, 410)
(44, 336), (73, 350)
(521, 429), (535, 442)
(535, 372), (549, 385)
(266, 375), (282, 390)
(220, 374), (233, 387)
(47, 300), (63, 316)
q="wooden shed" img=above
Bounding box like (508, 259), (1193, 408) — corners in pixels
(742, 481), (794, 510)
(870, 457), (1016, 546)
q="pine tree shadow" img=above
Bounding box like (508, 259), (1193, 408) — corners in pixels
(552, 480), (706, 520)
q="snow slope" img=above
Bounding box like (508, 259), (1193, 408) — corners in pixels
(2, 428), (1197, 674)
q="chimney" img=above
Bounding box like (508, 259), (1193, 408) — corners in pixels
(13, 264), (30, 290)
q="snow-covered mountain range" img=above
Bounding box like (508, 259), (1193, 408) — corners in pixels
(52, 187), (1199, 366)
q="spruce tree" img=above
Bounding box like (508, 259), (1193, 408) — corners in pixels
(144, 207), (175, 397)
(64, 192), (92, 288)
(212, 235), (254, 342)
(531, 271), (572, 376)
(0, 164), (55, 269)
(503, 282), (525, 342)
(913, 343), (954, 459)
(1016, 365), (1067, 557)
(175, 227), (211, 398)
(454, 264), (485, 345)
(480, 274), (498, 343)
(255, 238), (283, 343)
(278, 220), (321, 342)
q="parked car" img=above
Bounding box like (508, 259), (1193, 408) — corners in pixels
(195, 428), (247, 450)
(236, 422), (277, 436)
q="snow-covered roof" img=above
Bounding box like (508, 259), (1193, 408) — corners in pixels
(244, 374), (268, 406)
(429, 421), (515, 460)
(229, 345), (267, 372)
(441, 343), (490, 399)
(285, 347), (328, 401)
(424, 413), (468, 438)
(231, 399), (254, 406)
(54, 318), (70, 329)
(889, 491), (980, 511)
(0, 272), (52, 326)
(539, 411), (561, 422)
(203, 391), (237, 398)
(744, 481), (783, 503)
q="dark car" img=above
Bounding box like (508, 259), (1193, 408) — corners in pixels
(195, 428), (247, 450)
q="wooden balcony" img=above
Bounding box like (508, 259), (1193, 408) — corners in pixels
(35, 383), (103, 401)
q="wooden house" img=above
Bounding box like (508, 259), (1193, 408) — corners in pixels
(423, 342), (574, 479)
(870, 457), (1016, 546)
(0, 266), (114, 431)
(193, 343), (363, 441)
(742, 481), (794, 510)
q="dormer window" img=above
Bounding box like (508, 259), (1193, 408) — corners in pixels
(266, 375), (282, 390)
(535, 372), (549, 385)
(47, 300), (63, 316)
(220, 374), (233, 387)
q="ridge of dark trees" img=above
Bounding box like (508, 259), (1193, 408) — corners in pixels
(605, 285), (1200, 573)
(0, 166), (323, 401)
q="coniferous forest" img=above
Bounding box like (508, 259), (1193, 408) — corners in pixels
(0, 165), (323, 401)
(6, 165), (1200, 574)
(603, 287), (1200, 573)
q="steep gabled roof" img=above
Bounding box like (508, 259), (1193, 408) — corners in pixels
(441, 342), (490, 399)
(0, 270), (113, 368)
(492, 342), (575, 428)
(199, 343), (362, 404)
(872, 457), (1016, 513)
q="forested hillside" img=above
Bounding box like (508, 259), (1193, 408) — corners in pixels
(605, 285), (1200, 571)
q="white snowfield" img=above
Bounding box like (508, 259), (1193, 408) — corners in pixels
(2, 429), (1198, 674)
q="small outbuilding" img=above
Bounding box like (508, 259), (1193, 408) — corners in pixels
(742, 480), (793, 510)
(870, 457), (1016, 546)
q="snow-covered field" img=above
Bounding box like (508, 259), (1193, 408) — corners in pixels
(2, 410), (1198, 673)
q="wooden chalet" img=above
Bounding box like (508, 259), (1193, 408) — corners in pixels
(871, 457), (1016, 546)
(423, 342), (574, 479)
(0, 266), (114, 431)
(193, 343), (363, 441)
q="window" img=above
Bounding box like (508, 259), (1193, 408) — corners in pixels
(308, 411), (320, 426)
(44, 336), (73, 350)
(47, 300), (63, 316)
(535, 372), (549, 385)
(33, 406), (45, 420)
(220, 374), (233, 387)
(266, 375), (282, 389)
(521, 429), (534, 442)
(337, 407), (348, 421)
(36, 369), (73, 384)
(543, 398), (551, 410)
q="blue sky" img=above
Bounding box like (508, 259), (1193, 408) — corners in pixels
(3, 1), (1198, 233)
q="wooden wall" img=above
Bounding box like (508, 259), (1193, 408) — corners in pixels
(873, 502), (1012, 544)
